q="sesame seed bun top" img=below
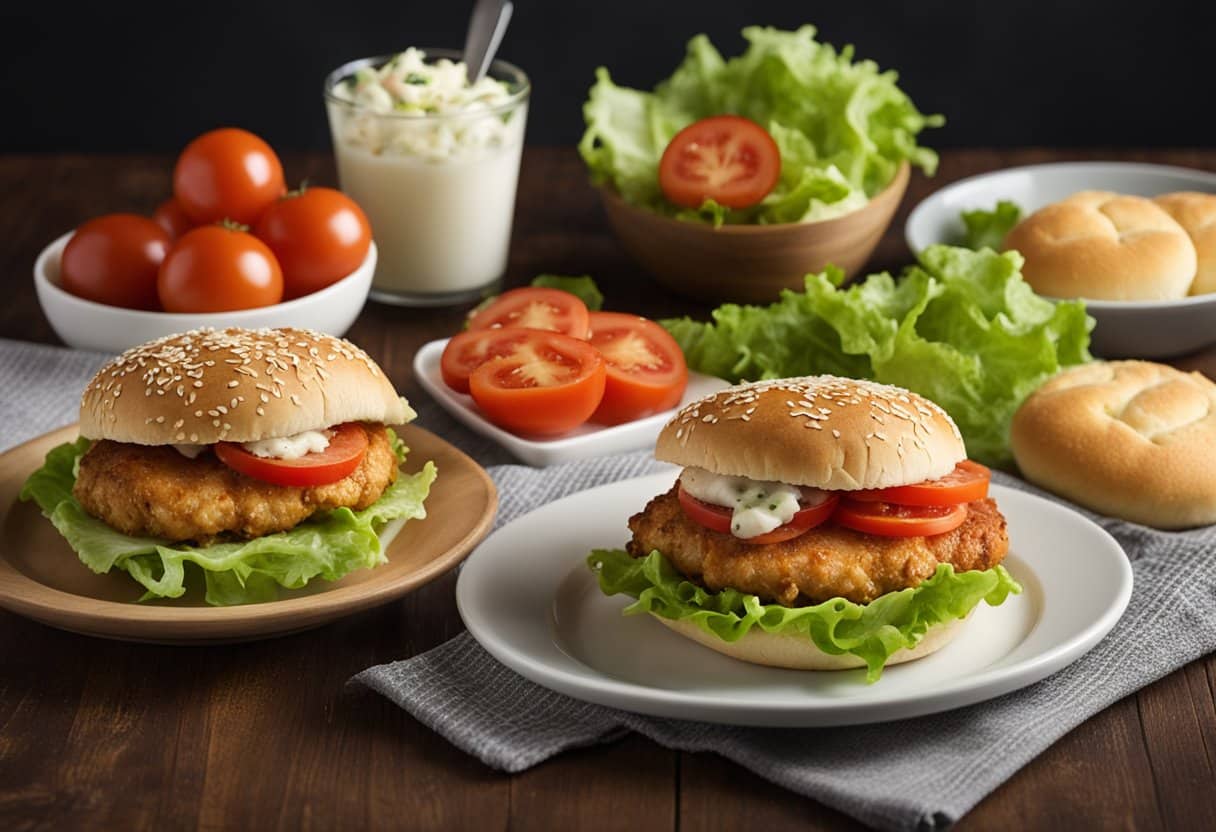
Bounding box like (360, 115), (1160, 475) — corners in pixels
(79, 327), (413, 445)
(655, 376), (966, 490)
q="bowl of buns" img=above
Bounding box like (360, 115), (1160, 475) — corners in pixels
(905, 162), (1216, 358)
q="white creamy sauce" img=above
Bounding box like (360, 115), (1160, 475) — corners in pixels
(241, 430), (331, 460)
(679, 467), (804, 539)
(172, 444), (207, 459)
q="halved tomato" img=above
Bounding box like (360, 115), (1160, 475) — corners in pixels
(658, 115), (781, 210)
(468, 331), (606, 435)
(676, 485), (839, 545)
(466, 287), (591, 339)
(849, 460), (991, 507)
(587, 312), (689, 425)
(440, 328), (539, 394)
(834, 500), (968, 538)
(214, 422), (368, 487)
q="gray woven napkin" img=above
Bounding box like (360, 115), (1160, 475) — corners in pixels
(352, 456), (1216, 832)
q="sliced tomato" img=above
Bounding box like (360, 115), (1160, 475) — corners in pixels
(214, 422), (369, 487)
(835, 500), (968, 538)
(658, 115), (781, 210)
(850, 460), (991, 507)
(466, 287), (591, 339)
(676, 485), (839, 545)
(440, 328), (539, 394)
(468, 331), (606, 435)
(587, 312), (689, 425)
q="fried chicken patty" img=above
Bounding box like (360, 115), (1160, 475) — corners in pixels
(73, 424), (397, 542)
(626, 486), (1009, 605)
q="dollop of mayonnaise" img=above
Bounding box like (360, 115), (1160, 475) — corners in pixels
(240, 430), (331, 460)
(679, 467), (804, 539)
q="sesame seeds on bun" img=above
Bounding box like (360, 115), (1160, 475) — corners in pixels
(79, 328), (413, 445)
(655, 376), (966, 490)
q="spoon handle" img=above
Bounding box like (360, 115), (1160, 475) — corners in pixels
(463, 0), (514, 84)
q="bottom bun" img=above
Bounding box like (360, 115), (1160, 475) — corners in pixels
(652, 613), (969, 671)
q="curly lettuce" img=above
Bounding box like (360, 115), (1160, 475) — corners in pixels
(589, 549), (1021, 682)
(20, 432), (436, 606)
(959, 200), (1022, 251)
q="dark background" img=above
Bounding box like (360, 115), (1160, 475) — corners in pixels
(2, 0), (1213, 153)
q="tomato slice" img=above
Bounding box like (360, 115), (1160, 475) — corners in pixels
(658, 115), (781, 210)
(850, 461), (991, 507)
(587, 312), (689, 425)
(440, 328), (540, 394)
(214, 422), (369, 487)
(468, 331), (606, 435)
(834, 500), (968, 538)
(676, 485), (839, 545)
(466, 287), (591, 339)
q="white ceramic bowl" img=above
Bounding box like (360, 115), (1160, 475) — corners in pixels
(905, 162), (1216, 358)
(34, 231), (376, 353)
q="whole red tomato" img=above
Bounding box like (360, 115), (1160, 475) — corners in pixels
(173, 128), (285, 225)
(60, 214), (170, 310)
(157, 225), (284, 312)
(153, 197), (194, 240)
(254, 187), (372, 299)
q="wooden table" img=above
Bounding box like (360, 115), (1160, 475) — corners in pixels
(1, 148), (1214, 830)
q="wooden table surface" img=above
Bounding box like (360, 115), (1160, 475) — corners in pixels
(1, 148), (1214, 830)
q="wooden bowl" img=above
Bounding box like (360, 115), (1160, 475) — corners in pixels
(600, 161), (909, 303)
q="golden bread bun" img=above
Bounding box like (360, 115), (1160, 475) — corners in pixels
(1003, 191), (1196, 300)
(1011, 360), (1216, 528)
(655, 376), (965, 490)
(80, 327), (413, 444)
(1153, 191), (1216, 295)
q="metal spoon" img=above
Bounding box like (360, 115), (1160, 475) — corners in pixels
(462, 0), (514, 84)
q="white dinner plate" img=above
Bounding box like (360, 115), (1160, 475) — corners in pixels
(457, 472), (1133, 727)
(414, 338), (730, 466)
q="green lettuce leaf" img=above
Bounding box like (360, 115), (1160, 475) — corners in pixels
(662, 245), (1093, 467)
(588, 548), (1021, 682)
(959, 200), (1022, 251)
(20, 432), (436, 606)
(529, 274), (605, 311)
(580, 25), (943, 225)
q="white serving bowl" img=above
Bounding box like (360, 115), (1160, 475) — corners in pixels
(905, 162), (1216, 358)
(34, 231), (376, 354)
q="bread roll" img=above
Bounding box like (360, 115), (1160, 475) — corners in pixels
(1003, 191), (1196, 300)
(1153, 191), (1216, 295)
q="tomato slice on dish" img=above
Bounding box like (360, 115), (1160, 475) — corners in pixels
(587, 312), (689, 425)
(215, 422), (368, 488)
(849, 460), (991, 507)
(466, 287), (591, 339)
(658, 115), (781, 210)
(468, 331), (606, 435)
(440, 328), (540, 394)
(834, 500), (968, 538)
(676, 485), (839, 545)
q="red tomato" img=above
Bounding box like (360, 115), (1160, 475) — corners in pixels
(440, 328), (539, 394)
(173, 128), (286, 225)
(157, 225), (284, 312)
(850, 460), (991, 507)
(215, 423), (369, 487)
(676, 485), (838, 544)
(153, 197), (195, 240)
(587, 312), (689, 425)
(60, 214), (170, 310)
(254, 187), (372, 299)
(466, 287), (591, 339)
(658, 115), (781, 210)
(468, 331), (606, 435)
(835, 500), (968, 538)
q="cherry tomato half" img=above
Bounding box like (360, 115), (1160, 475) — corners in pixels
(60, 214), (170, 310)
(173, 128), (286, 225)
(835, 500), (968, 538)
(157, 225), (284, 313)
(676, 485), (839, 545)
(466, 287), (591, 339)
(254, 187), (372, 299)
(658, 115), (781, 210)
(215, 423), (369, 487)
(153, 197), (195, 240)
(849, 460), (991, 507)
(587, 312), (689, 425)
(440, 328), (540, 394)
(468, 331), (606, 435)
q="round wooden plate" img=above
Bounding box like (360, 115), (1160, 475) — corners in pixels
(0, 423), (497, 643)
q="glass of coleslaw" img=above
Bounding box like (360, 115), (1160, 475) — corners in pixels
(324, 48), (530, 306)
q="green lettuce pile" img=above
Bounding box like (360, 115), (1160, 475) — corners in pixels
(580, 25), (943, 225)
(590, 549), (1020, 682)
(20, 432), (436, 606)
